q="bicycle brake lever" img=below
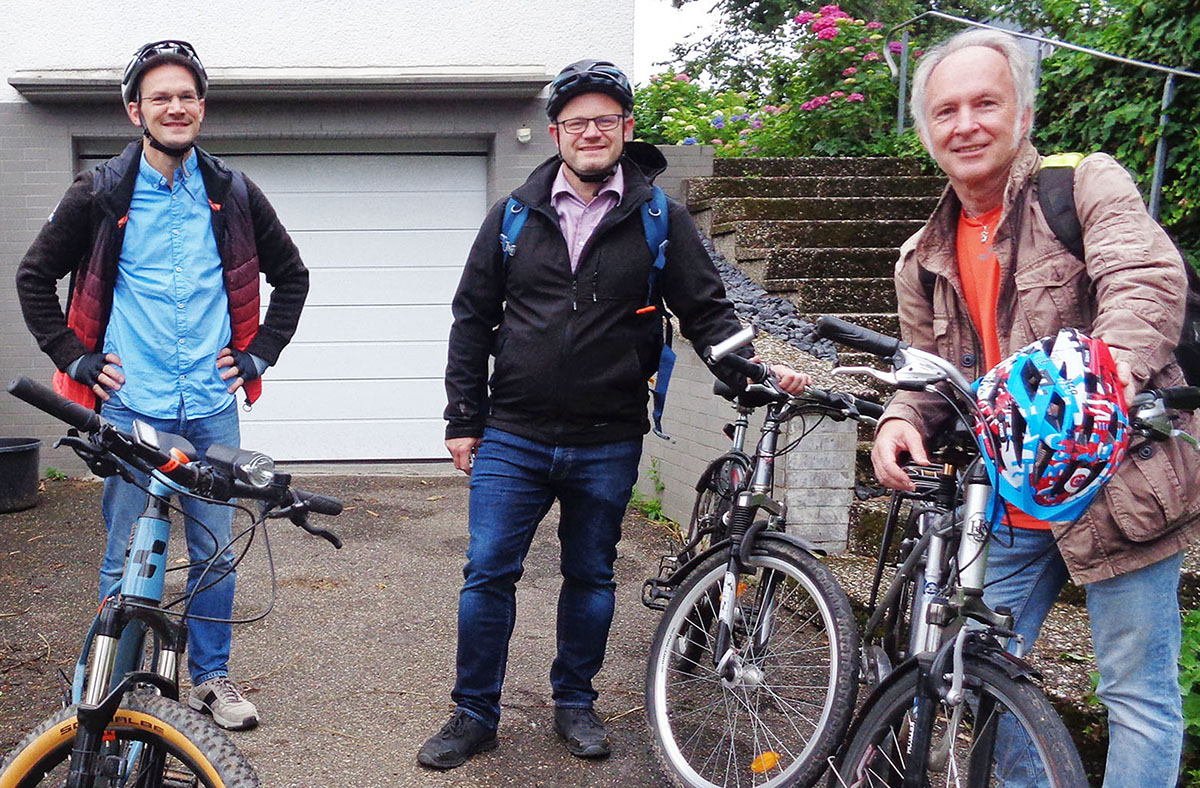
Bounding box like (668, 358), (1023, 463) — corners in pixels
(287, 507), (343, 549)
(1173, 429), (1200, 449)
(832, 366), (899, 386)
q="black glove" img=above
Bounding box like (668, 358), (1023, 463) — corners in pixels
(70, 352), (109, 386)
(227, 349), (261, 383)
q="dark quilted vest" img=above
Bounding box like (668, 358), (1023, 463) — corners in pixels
(57, 142), (263, 407)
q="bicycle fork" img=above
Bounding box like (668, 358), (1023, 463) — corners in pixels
(70, 477), (182, 788)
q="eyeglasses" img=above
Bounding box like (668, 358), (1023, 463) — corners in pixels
(144, 92), (201, 107)
(556, 114), (626, 135)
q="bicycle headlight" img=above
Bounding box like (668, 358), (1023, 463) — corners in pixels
(236, 452), (276, 489)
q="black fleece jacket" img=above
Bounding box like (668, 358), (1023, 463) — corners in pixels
(444, 142), (748, 445)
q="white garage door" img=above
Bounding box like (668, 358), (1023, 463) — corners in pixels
(220, 153), (488, 461)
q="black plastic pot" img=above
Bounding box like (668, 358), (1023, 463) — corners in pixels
(0, 438), (41, 513)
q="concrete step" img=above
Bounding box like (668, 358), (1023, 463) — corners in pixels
(714, 157), (930, 178)
(704, 196), (938, 223)
(714, 219), (924, 249)
(765, 277), (897, 313)
(685, 175), (946, 203)
(758, 247), (898, 279)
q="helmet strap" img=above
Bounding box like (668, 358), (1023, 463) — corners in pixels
(142, 126), (193, 159)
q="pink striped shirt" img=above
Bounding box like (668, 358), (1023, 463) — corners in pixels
(550, 164), (625, 272)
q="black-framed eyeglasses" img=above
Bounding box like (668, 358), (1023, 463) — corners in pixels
(556, 114), (626, 134)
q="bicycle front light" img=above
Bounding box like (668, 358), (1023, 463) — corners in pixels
(236, 452), (276, 489)
(206, 444), (276, 489)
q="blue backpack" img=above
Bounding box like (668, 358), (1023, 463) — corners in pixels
(499, 186), (677, 439)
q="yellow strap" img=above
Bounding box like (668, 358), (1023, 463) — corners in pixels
(1041, 152), (1085, 169)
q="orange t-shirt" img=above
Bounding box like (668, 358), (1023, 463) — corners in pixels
(956, 208), (1049, 530)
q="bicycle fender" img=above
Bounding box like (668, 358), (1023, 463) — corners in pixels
(754, 528), (827, 557)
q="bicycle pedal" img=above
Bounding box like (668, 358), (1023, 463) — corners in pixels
(641, 577), (673, 610)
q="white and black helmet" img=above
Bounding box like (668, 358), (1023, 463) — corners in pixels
(546, 59), (634, 119)
(121, 40), (207, 105)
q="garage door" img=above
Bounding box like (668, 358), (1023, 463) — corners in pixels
(220, 153), (488, 461)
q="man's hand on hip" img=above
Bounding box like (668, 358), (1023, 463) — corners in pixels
(71, 352), (124, 402)
(217, 347), (261, 393)
(446, 437), (481, 475)
(871, 419), (929, 491)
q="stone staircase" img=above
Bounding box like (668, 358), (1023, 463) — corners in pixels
(687, 157), (944, 338)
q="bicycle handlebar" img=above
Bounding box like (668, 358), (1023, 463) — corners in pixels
(8, 376), (101, 433)
(814, 316), (905, 359)
(8, 376), (343, 540)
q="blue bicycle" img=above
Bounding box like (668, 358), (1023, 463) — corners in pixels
(0, 377), (342, 788)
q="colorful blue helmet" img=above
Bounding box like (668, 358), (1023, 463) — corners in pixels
(974, 329), (1129, 522)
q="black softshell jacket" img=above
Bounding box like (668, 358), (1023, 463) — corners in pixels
(443, 142), (747, 445)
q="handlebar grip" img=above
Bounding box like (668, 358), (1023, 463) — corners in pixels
(1158, 386), (1200, 411)
(294, 489), (344, 516)
(8, 377), (101, 432)
(718, 352), (770, 384)
(855, 398), (885, 420)
(814, 316), (904, 359)
(706, 326), (756, 363)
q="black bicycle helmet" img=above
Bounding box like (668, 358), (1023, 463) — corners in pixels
(546, 59), (634, 119)
(121, 40), (207, 105)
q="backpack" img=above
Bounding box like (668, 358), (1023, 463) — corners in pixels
(1038, 153), (1200, 385)
(498, 186), (678, 439)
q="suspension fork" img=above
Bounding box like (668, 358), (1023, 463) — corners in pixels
(70, 476), (178, 788)
(712, 408), (786, 670)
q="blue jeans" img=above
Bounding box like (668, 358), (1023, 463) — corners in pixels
(99, 397), (240, 685)
(983, 526), (1183, 788)
(451, 428), (642, 728)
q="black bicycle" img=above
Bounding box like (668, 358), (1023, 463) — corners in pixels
(814, 316), (1200, 788)
(0, 377), (343, 788)
(642, 328), (882, 788)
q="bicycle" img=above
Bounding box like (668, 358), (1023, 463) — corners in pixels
(641, 327), (882, 788)
(0, 377), (344, 788)
(813, 315), (1200, 788)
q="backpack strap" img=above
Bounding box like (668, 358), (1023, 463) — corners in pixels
(1037, 153), (1086, 261)
(499, 197), (529, 264)
(640, 186), (676, 440)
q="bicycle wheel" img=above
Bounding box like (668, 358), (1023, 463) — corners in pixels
(647, 540), (859, 788)
(830, 657), (1087, 788)
(682, 453), (750, 561)
(0, 689), (259, 788)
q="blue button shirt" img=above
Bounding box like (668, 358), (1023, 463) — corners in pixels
(104, 150), (233, 419)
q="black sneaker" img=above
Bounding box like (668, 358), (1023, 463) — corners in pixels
(417, 709), (498, 769)
(553, 707), (611, 758)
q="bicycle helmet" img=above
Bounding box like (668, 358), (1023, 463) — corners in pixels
(546, 59), (634, 119)
(121, 40), (207, 106)
(974, 328), (1130, 522)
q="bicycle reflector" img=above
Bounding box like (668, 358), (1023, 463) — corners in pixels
(974, 328), (1130, 522)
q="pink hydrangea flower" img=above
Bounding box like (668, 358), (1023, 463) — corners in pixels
(812, 16), (837, 31)
(817, 26), (839, 40)
(794, 11), (816, 24)
(866, 21), (884, 29)
(888, 41), (903, 53)
(847, 93), (865, 102)
(674, 73), (692, 82)
(863, 51), (881, 62)
(831, 90), (845, 98)
(842, 66), (858, 76)
(819, 4), (841, 14)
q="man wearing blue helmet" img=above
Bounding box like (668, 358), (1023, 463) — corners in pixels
(872, 28), (1200, 788)
(420, 59), (810, 769)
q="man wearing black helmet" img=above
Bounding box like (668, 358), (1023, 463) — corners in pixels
(422, 59), (809, 769)
(16, 40), (309, 731)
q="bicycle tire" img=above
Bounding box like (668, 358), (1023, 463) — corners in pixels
(0, 689), (259, 788)
(829, 657), (1087, 788)
(647, 540), (859, 788)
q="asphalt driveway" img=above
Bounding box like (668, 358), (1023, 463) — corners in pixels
(0, 472), (678, 788)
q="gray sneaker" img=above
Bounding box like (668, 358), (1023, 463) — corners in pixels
(188, 676), (259, 730)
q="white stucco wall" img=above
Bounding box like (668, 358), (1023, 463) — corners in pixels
(1, 0), (635, 103)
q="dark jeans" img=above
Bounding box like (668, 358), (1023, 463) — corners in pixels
(451, 428), (642, 728)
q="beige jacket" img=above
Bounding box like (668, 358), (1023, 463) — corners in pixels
(885, 141), (1200, 584)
